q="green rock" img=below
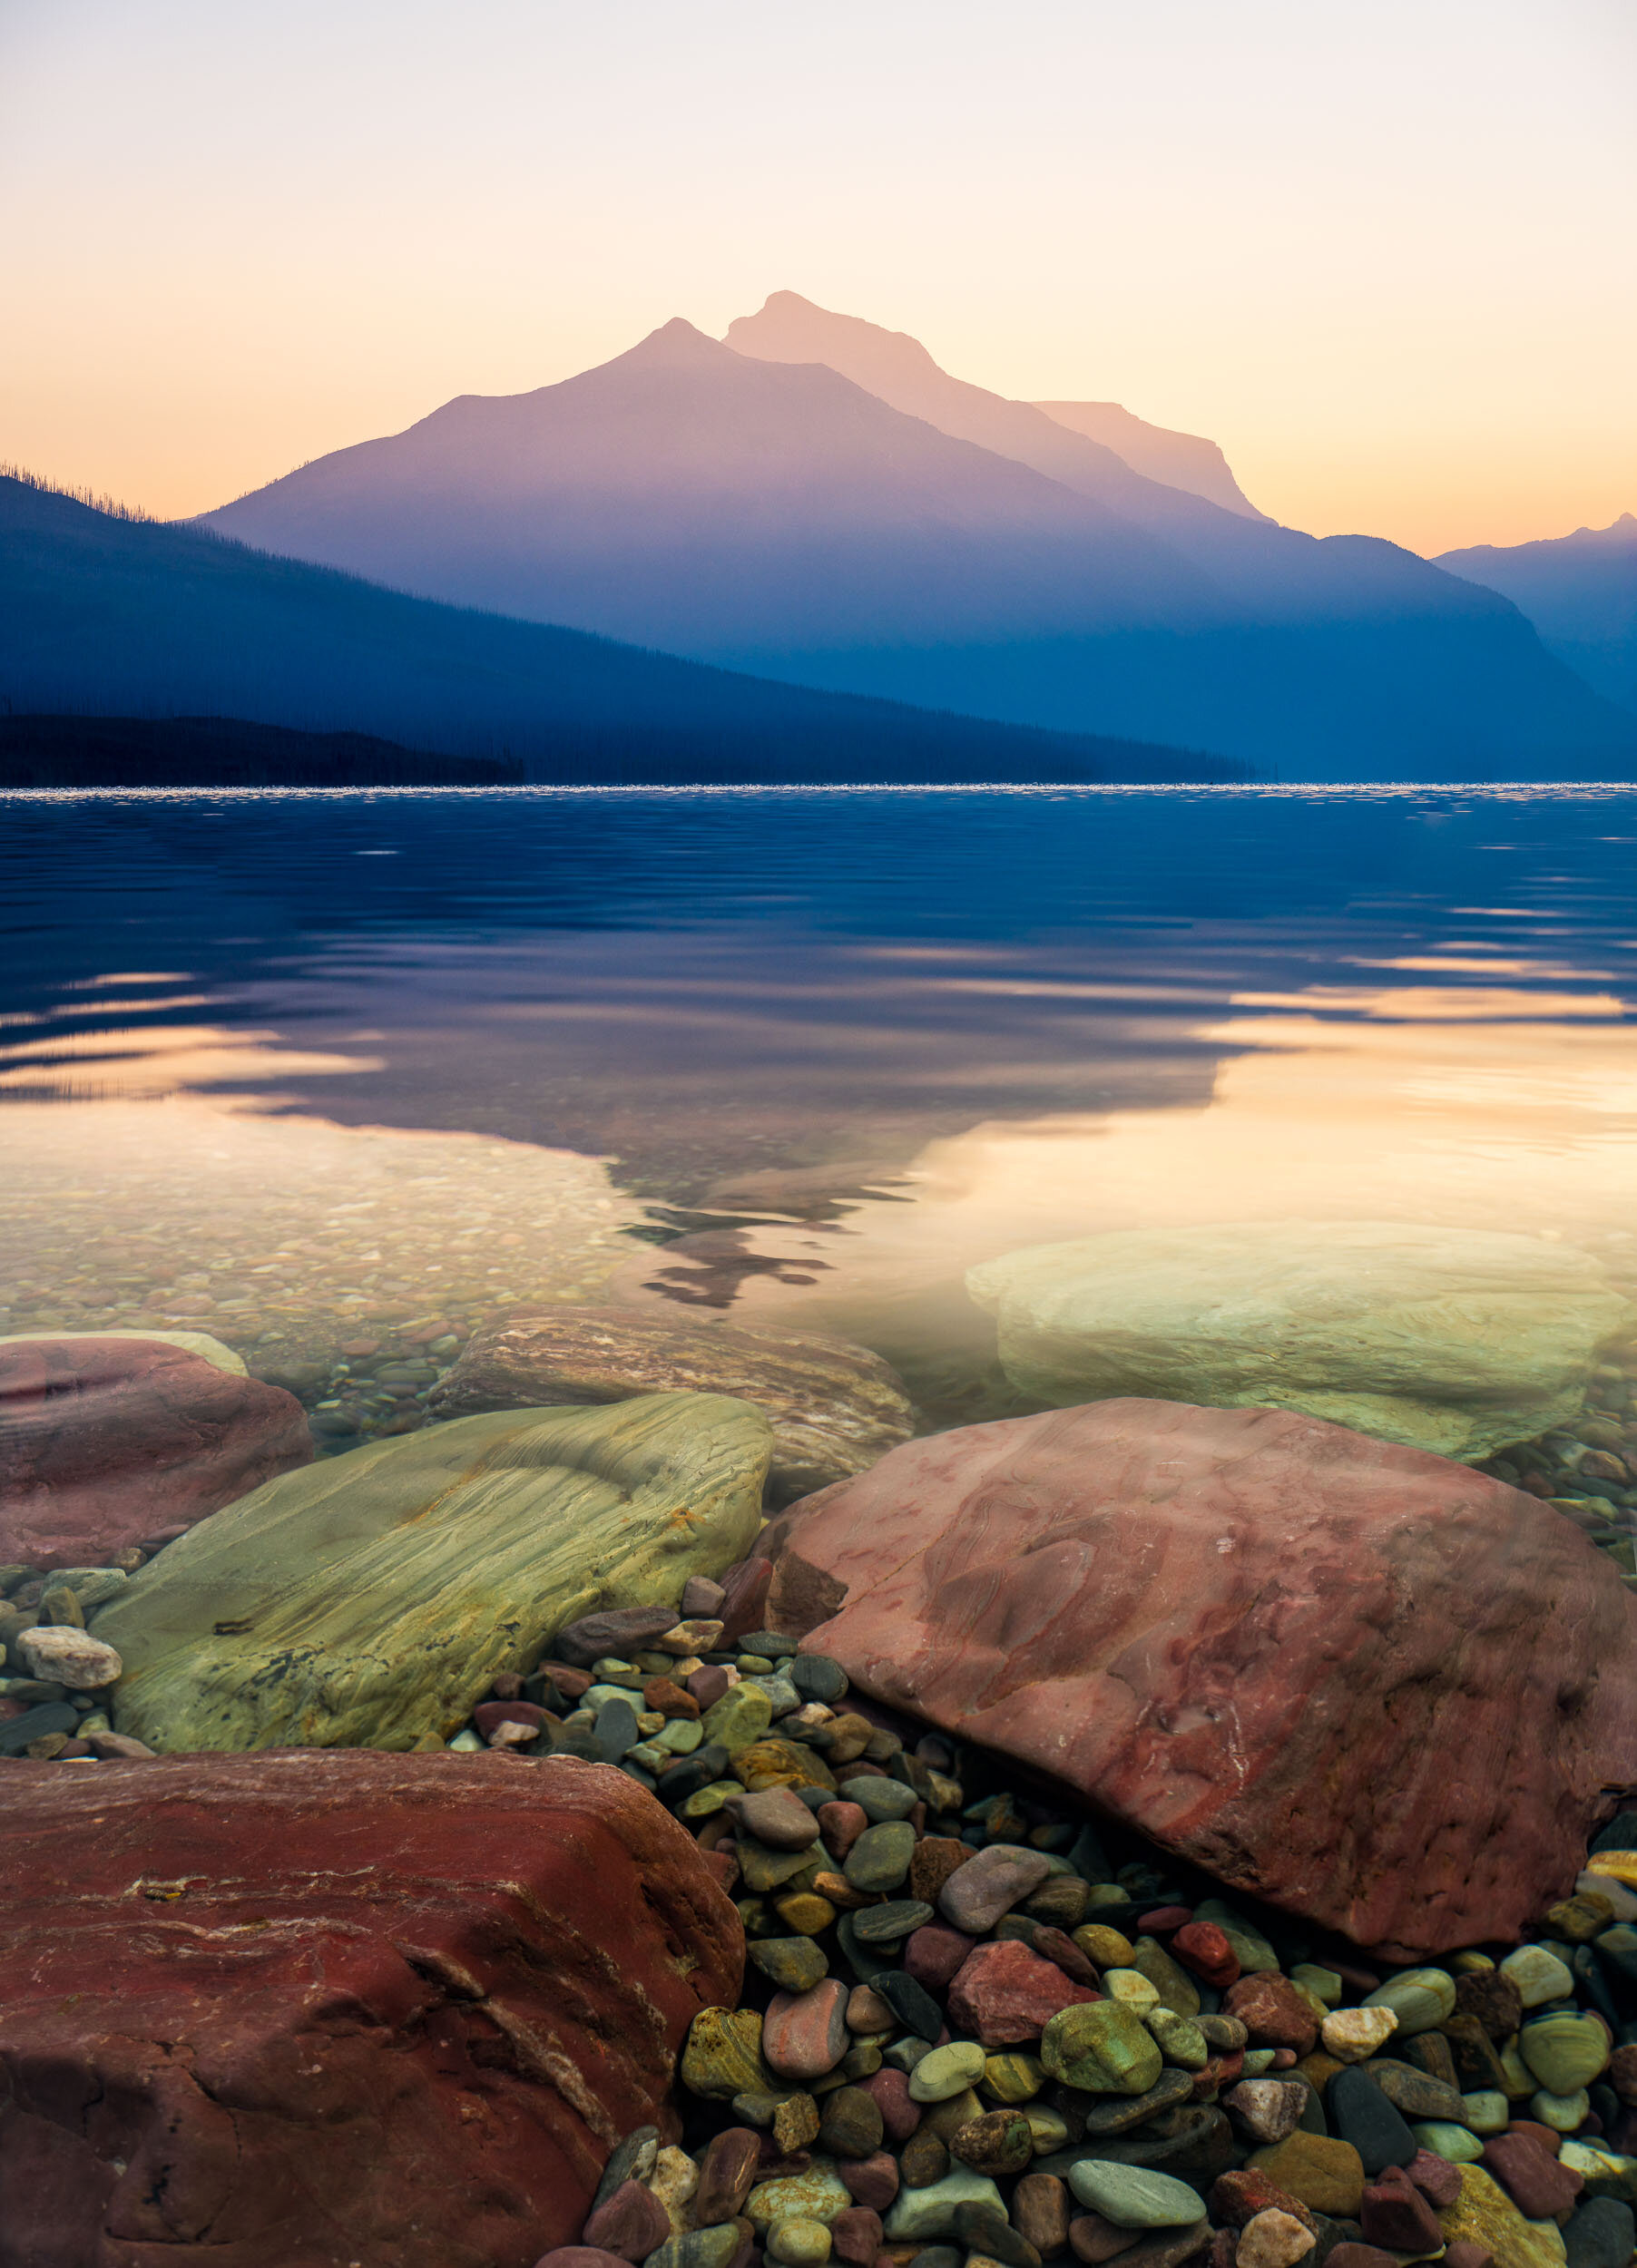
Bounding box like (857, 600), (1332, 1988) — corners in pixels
(1364, 1968), (1456, 2036)
(1291, 1965), (1346, 2008)
(750, 1937), (831, 1993)
(766, 2219), (831, 2267)
(746, 2162), (852, 2233)
(682, 2006), (772, 2098)
(1145, 2009), (1210, 2070)
(1041, 2002), (1163, 2096)
(1461, 2092), (1512, 2135)
(94, 1393), (770, 1752)
(882, 2167), (1005, 2241)
(844, 1820), (916, 1892)
(1530, 2087), (1590, 2133)
(1519, 2012), (1610, 2095)
(1412, 2122), (1485, 2164)
(739, 1841), (818, 1892)
(654, 1716), (702, 1754)
(966, 1222), (1631, 1461)
(678, 1779), (746, 1821)
(1067, 2161), (1208, 2226)
(647, 2231), (744, 2268)
(1128, 1935), (1201, 2018)
(701, 1681), (776, 1755)
(907, 2040), (988, 2101)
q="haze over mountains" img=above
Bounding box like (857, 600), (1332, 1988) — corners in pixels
(1029, 397), (1268, 522)
(198, 297), (1637, 780)
(1436, 515), (1637, 717)
(1, 473), (1237, 786)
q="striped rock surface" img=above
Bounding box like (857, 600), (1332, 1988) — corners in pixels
(95, 1390), (770, 1753)
(0, 1750), (741, 2268)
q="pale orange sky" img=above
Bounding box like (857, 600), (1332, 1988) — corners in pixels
(2, 0), (1632, 556)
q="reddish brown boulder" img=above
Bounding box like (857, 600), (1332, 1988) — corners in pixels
(946, 1939), (1101, 2046)
(0, 1334), (312, 1569)
(0, 1750), (741, 2267)
(763, 1399), (1637, 1958)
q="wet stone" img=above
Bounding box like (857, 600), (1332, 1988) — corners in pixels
(848, 1774), (919, 1823)
(764, 1980), (852, 2082)
(851, 1898), (934, 1943)
(845, 1821), (917, 1892)
(818, 2086), (887, 2160)
(694, 2126), (762, 2225)
(947, 2107), (1034, 2175)
(593, 1695), (641, 1762)
(1042, 2002), (1164, 2096)
(1068, 2165), (1209, 2229)
(1327, 2068), (1417, 2177)
(902, 2130), (952, 2188)
(583, 2179), (672, 2262)
(939, 1846), (1054, 1934)
(791, 1656), (848, 1705)
(751, 1937), (832, 1994)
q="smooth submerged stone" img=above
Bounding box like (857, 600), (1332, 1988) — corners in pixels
(0, 1332), (312, 1569)
(96, 1393), (770, 1752)
(0, 1750), (740, 2260)
(746, 2163), (854, 2233)
(764, 1980), (852, 2081)
(765, 1398), (1637, 1957)
(426, 1304), (915, 1503)
(1438, 2162), (1572, 2268)
(965, 1220), (1631, 1461)
(1042, 2001), (1163, 2096)
(683, 2006), (770, 2098)
(883, 2167), (1006, 2240)
(1068, 2164), (1210, 2228)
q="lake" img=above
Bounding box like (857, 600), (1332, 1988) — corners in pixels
(3, 786), (1635, 1434)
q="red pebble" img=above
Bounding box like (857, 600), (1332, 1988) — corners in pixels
(701, 1846), (740, 1894)
(859, 2067), (920, 2141)
(904, 1923), (977, 1992)
(1443, 2246), (1495, 2268)
(473, 1700), (548, 1738)
(688, 1666), (734, 1710)
(1208, 2171), (1316, 2234)
(831, 2208), (883, 2266)
(1325, 2250), (1399, 2268)
(1480, 2133), (1583, 2220)
(1071, 2215), (1143, 2263)
(581, 2181), (671, 2263)
(1359, 2167), (1443, 2253)
(1137, 1905), (1194, 1932)
(1405, 2149), (1462, 2210)
(534, 2253), (632, 2268)
(1171, 1920), (1240, 1989)
(539, 1662), (592, 1701)
(1223, 1972), (1319, 2054)
(1270, 2048), (1298, 2069)
(946, 1938), (1100, 2048)
(717, 1555), (773, 1643)
(1505, 2119), (1563, 2156)
(839, 2151), (899, 2211)
(818, 1801), (868, 1863)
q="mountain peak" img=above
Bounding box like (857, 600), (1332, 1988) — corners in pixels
(614, 317), (730, 367)
(727, 293), (947, 389)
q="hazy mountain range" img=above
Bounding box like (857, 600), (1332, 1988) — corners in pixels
(7, 289), (1632, 783)
(1436, 514), (1637, 718)
(0, 473), (1240, 785)
(195, 294), (1636, 780)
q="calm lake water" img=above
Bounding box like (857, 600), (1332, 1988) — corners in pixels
(3, 782), (1635, 1444)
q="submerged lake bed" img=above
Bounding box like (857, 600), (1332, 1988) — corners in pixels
(5, 785), (1637, 2264)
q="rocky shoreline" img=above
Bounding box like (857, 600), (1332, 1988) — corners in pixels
(3, 1218), (1637, 2267)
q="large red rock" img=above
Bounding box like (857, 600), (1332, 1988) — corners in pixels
(0, 1334), (312, 1569)
(0, 1750), (742, 2267)
(763, 1399), (1637, 1958)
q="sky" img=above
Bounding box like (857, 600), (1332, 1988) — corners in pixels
(2, 0), (1633, 556)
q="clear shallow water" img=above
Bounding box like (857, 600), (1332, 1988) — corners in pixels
(2, 784), (1635, 1432)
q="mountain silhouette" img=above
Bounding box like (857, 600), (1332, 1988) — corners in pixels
(1436, 514), (1637, 716)
(729, 291), (1270, 531)
(196, 317), (1637, 779)
(1032, 397), (1267, 520)
(0, 472), (1239, 784)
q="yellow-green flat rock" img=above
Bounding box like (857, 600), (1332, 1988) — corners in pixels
(967, 1221), (1631, 1461)
(1438, 2164), (1570, 2268)
(93, 1392), (770, 1752)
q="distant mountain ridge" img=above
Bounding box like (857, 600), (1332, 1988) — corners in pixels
(0, 474), (1241, 784)
(1031, 397), (1267, 521)
(195, 312), (1637, 781)
(1436, 514), (1637, 717)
